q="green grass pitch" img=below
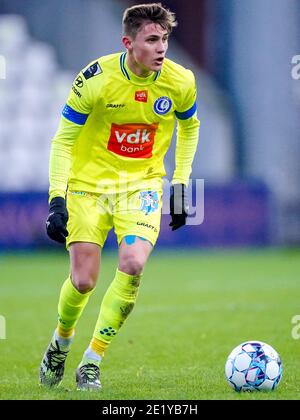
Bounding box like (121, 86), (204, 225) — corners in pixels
(0, 248), (299, 400)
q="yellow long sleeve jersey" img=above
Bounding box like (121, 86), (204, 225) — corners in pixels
(49, 52), (200, 201)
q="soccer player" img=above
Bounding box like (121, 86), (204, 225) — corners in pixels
(40, 2), (200, 390)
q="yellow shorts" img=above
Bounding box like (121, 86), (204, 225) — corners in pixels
(66, 189), (162, 249)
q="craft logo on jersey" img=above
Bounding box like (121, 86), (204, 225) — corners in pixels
(107, 123), (158, 158)
(135, 90), (148, 103)
(139, 191), (159, 215)
(154, 96), (172, 115)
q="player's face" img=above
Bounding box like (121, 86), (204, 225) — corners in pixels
(123, 22), (169, 76)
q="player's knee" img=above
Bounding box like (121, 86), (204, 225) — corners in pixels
(119, 254), (145, 276)
(69, 243), (100, 292)
(71, 271), (97, 293)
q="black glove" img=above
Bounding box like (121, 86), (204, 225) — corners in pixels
(46, 197), (69, 243)
(169, 184), (189, 231)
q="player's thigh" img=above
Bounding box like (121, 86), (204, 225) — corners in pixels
(69, 242), (101, 290)
(118, 235), (153, 273)
(66, 190), (112, 249)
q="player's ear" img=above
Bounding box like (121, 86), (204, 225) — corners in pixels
(122, 35), (133, 51)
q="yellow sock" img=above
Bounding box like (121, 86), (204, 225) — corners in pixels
(90, 337), (109, 357)
(92, 269), (142, 346)
(57, 276), (94, 336)
(57, 326), (75, 339)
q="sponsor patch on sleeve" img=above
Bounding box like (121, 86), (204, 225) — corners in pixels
(83, 62), (102, 80)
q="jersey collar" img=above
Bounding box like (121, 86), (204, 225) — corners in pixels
(120, 52), (160, 85)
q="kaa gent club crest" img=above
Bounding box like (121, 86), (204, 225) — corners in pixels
(154, 96), (172, 115)
(140, 191), (159, 215)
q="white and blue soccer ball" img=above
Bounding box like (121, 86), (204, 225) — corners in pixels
(225, 341), (283, 392)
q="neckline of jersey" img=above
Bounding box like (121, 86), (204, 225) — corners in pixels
(120, 52), (161, 85)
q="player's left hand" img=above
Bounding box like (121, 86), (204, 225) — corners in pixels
(169, 183), (189, 231)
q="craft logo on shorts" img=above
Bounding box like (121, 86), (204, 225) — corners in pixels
(154, 96), (172, 115)
(139, 191), (159, 215)
(107, 123), (158, 158)
(136, 221), (158, 232)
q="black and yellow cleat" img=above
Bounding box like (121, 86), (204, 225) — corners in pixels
(39, 340), (69, 387)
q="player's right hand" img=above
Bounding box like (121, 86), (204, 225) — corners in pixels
(46, 197), (69, 244)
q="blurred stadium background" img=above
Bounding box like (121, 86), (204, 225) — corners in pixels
(0, 0), (300, 251)
(1, 0), (300, 401)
